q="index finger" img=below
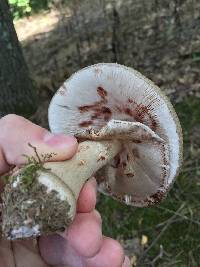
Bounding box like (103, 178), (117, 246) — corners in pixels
(0, 114), (77, 189)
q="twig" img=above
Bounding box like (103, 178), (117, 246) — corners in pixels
(156, 205), (200, 226)
(28, 143), (42, 163)
(137, 203), (185, 265)
(151, 245), (164, 266)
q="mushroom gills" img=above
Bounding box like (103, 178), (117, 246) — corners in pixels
(48, 63), (182, 206)
(1, 63), (182, 240)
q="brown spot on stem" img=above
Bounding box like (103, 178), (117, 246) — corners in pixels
(78, 145), (90, 153)
(97, 155), (106, 162)
(78, 160), (86, 166)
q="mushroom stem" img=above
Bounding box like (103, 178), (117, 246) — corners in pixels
(2, 140), (121, 239)
(44, 139), (121, 200)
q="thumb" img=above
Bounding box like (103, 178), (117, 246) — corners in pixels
(0, 115), (78, 169)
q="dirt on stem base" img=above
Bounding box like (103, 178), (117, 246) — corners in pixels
(1, 170), (72, 240)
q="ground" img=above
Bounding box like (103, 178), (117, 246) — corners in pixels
(14, 1), (200, 266)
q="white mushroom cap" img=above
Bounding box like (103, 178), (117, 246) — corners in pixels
(49, 63), (182, 207)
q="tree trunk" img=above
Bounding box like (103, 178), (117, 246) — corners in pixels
(0, 0), (37, 117)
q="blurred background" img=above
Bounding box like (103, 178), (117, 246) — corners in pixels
(0, 0), (199, 266)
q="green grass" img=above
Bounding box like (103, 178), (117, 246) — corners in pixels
(97, 96), (200, 266)
(9, 0), (50, 20)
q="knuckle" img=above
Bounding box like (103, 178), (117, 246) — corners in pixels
(0, 114), (25, 130)
(0, 115), (27, 146)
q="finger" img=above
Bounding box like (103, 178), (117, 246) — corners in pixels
(0, 114), (78, 169)
(12, 239), (49, 267)
(0, 147), (10, 175)
(77, 177), (97, 213)
(85, 237), (125, 267)
(38, 234), (84, 266)
(39, 210), (102, 265)
(63, 210), (102, 258)
(0, 239), (16, 267)
(39, 235), (130, 267)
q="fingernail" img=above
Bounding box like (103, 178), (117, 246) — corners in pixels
(43, 132), (77, 149)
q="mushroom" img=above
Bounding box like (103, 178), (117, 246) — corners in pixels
(1, 63), (182, 240)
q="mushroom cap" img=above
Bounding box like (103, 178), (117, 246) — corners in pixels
(48, 63), (183, 207)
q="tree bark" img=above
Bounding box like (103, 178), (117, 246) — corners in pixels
(0, 0), (37, 117)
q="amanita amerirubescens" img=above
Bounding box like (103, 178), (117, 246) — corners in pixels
(1, 63), (182, 240)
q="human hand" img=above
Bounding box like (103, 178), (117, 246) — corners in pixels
(0, 115), (130, 267)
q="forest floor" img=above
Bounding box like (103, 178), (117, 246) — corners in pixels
(15, 2), (200, 266)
